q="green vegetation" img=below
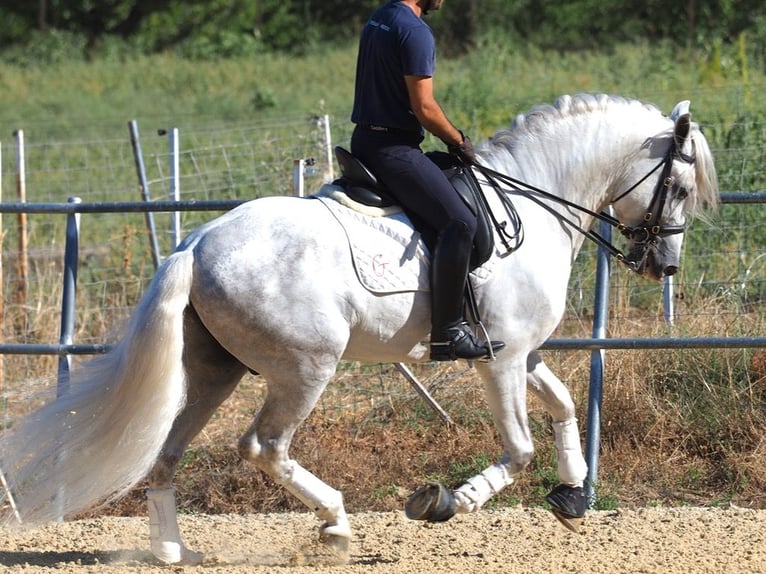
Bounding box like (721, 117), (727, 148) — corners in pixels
(2, 1), (765, 60)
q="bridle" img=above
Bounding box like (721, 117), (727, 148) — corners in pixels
(611, 131), (695, 247)
(473, 132), (696, 272)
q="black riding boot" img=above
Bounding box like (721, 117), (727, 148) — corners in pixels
(429, 220), (506, 361)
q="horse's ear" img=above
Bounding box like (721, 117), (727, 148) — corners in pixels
(671, 100), (691, 147)
(670, 100), (690, 122)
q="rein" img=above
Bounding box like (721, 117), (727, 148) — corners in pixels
(473, 138), (694, 271)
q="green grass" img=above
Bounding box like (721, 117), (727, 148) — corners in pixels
(0, 38), (763, 144)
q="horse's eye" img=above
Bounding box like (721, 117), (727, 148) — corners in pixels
(675, 186), (689, 200)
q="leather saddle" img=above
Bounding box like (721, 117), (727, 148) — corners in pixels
(332, 146), (494, 270)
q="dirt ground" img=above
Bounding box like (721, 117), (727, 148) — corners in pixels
(1, 506), (765, 573)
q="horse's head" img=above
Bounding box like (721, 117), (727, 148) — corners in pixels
(609, 100), (718, 281)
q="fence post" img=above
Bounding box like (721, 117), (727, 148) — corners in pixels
(57, 197), (81, 398)
(663, 276), (675, 324)
(0, 142), (3, 404)
(584, 216), (612, 507)
(13, 130), (28, 319)
(129, 120), (162, 270)
(168, 128), (181, 249)
(293, 159), (306, 198)
(321, 114), (334, 182)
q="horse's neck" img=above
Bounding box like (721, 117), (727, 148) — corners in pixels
(485, 120), (627, 216)
(480, 113), (653, 258)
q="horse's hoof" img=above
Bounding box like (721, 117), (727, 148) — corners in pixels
(405, 482), (456, 522)
(551, 509), (584, 533)
(317, 525), (351, 565)
(151, 544), (204, 566)
(178, 549), (205, 566)
(319, 531), (350, 554)
(546, 483), (588, 533)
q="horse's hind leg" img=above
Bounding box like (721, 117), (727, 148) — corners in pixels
(526, 350), (588, 531)
(237, 362), (350, 560)
(146, 306), (248, 564)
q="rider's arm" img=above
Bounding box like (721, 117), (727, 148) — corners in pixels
(405, 75), (463, 146)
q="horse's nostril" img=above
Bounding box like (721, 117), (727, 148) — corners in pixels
(664, 265), (679, 276)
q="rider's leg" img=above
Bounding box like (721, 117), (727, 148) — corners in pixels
(351, 128), (505, 360)
(428, 219), (505, 360)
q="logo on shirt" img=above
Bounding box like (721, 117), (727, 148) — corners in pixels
(369, 19), (391, 32)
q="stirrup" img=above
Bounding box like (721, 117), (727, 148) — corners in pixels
(430, 322), (505, 362)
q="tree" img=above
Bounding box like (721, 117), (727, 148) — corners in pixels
(1, 0), (764, 59)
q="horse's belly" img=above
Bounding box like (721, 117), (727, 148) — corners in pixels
(342, 290), (431, 363)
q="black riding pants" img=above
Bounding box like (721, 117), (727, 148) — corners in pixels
(350, 126), (477, 238)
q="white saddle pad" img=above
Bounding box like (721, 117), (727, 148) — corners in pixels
(314, 185), (431, 294)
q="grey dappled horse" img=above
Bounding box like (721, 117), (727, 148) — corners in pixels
(0, 94), (718, 564)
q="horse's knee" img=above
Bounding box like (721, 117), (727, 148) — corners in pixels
(526, 355), (577, 421)
(554, 395), (577, 422)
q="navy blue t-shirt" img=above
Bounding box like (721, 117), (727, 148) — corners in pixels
(351, 1), (435, 133)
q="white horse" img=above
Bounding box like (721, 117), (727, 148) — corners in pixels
(0, 94), (717, 565)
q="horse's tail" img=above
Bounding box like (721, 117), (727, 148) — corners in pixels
(0, 249), (194, 525)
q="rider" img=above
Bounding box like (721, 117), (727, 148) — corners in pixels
(350, 0), (505, 362)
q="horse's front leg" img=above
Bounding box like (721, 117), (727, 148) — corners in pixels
(406, 357), (533, 521)
(405, 354), (589, 529)
(526, 350), (588, 531)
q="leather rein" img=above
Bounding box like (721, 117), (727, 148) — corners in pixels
(473, 136), (696, 272)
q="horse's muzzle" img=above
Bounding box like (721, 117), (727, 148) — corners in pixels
(627, 245), (679, 281)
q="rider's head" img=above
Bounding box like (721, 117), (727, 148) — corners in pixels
(420, 0), (443, 15)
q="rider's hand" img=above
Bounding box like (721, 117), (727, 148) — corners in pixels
(448, 131), (476, 165)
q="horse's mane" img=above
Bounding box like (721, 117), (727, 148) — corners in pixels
(481, 93), (718, 217)
(687, 125), (719, 219)
(486, 94), (657, 151)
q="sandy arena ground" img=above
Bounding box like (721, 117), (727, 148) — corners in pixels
(1, 506), (764, 573)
